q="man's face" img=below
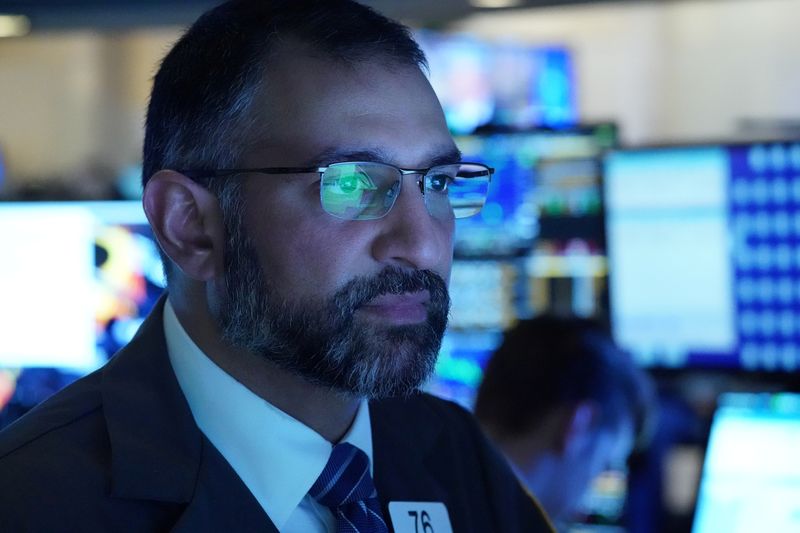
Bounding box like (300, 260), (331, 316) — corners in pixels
(213, 49), (458, 399)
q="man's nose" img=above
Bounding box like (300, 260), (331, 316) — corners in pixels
(370, 175), (452, 271)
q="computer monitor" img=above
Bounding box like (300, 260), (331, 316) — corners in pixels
(604, 142), (800, 371)
(454, 124), (617, 258)
(428, 258), (514, 409)
(429, 125), (618, 407)
(0, 200), (163, 372)
(692, 392), (800, 533)
(416, 31), (576, 134)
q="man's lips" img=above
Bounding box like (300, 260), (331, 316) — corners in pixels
(357, 291), (430, 324)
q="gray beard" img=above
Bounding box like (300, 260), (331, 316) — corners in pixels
(213, 229), (450, 399)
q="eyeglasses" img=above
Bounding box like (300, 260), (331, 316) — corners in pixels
(181, 161), (493, 221)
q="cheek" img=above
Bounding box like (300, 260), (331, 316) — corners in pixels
(259, 221), (371, 297)
(243, 186), (338, 289)
(436, 218), (456, 277)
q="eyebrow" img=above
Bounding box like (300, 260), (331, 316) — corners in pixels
(309, 146), (463, 169)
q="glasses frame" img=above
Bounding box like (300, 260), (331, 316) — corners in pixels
(179, 161), (494, 220)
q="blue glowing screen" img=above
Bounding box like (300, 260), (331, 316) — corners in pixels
(604, 142), (800, 371)
(416, 31), (576, 134)
(453, 127), (615, 257)
(693, 392), (800, 533)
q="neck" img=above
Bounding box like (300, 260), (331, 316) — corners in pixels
(171, 292), (361, 443)
(210, 345), (361, 443)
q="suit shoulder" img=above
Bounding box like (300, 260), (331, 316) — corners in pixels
(415, 391), (471, 414)
(416, 392), (492, 439)
(378, 393), (555, 532)
(0, 370), (105, 460)
(0, 371), (116, 529)
(372, 392), (489, 453)
(393, 391), (474, 423)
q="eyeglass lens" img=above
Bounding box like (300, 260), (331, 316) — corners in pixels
(320, 162), (490, 221)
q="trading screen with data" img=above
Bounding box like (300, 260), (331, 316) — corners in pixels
(604, 142), (800, 371)
(429, 125), (617, 407)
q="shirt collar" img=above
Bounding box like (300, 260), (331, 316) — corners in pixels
(163, 299), (373, 530)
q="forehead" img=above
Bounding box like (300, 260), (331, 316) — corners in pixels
(241, 46), (456, 167)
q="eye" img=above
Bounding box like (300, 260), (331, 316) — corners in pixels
(427, 173), (450, 193)
(333, 171), (376, 195)
(385, 181), (400, 199)
(321, 168), (379, 216)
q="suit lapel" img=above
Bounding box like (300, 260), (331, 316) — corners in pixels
(170, 435), (278, 533)
(370, 396), (451, 507)
(102, 297), (201, 503)
(101, 297), (278, 532)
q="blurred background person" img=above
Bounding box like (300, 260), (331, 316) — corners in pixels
(474, 315), (655, 528)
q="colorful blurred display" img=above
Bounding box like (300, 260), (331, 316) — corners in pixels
(428, 125), (618, 408)
(416, 31), (577, 135)
(0, 201), (162, 370)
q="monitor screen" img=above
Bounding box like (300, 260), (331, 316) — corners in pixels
(454, 125), (617, 258)
(0, 201), (164, 371)
(692, 392), (800, 533)
(416, 31), (576, 134)
(428, 259), (515, 409)
(604, 142), (800, 371)
(428, 125), (618, 407)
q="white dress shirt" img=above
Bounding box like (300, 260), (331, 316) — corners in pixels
(163, 299), (374, 533)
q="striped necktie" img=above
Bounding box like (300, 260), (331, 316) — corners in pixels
(310, 442), (389, 533)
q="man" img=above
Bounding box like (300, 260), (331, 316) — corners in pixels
(474, 316), (654, 527)
(0, 1), (553, 531)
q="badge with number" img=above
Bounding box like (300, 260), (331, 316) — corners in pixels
(388, 501), (453, 533)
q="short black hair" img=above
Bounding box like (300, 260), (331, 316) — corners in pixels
(141, 0), (428, 281)
(474, 316), (655, 446)
(143, 0), (427, 188)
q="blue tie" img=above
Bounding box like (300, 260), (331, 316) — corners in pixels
(310, 443), (389, 533)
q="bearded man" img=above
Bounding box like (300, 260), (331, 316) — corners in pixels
(0, 2), (553, 532)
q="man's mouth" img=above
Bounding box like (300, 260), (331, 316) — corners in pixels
(357, 291), (430, 324)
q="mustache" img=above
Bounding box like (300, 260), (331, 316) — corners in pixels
(329, 266), (450, 319)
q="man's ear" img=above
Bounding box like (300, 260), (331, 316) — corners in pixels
(556, 401), (599, 455)
(143, 170), (225, 281)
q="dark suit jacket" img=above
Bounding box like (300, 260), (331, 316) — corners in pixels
(0, 300), (553, 532)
